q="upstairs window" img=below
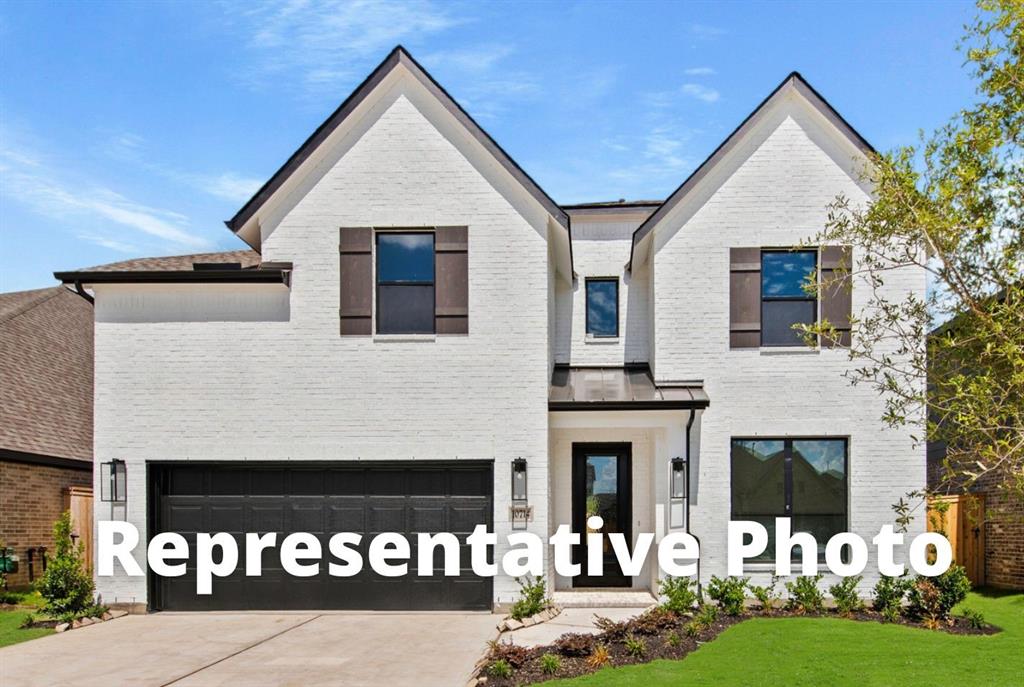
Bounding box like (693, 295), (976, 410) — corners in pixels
(586, 278), (619, 338)
(376, 232), (435, 334)
(760, 250), (817, 346)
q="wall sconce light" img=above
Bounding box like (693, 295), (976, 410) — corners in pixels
(670, 456), (687, 528)
(100, 459), (127, 503)
(511, 457), (528, 502)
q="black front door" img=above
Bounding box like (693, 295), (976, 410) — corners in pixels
(572, 443), (632, 587)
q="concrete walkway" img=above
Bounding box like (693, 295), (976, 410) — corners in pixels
(504, 607), (642, 647)
(0, 612), (497, 687)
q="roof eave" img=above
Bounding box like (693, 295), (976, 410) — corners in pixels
(53, 268), (292, 285)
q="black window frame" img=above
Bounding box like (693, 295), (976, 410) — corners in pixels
(585, 277), (620, 339)
(729, 436), (849, 562)
(375, 230), (436, 335)
(760, 248), (818, 347)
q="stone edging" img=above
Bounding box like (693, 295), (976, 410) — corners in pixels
(496, 605), (562, 633)
(54, 609), (129, 633)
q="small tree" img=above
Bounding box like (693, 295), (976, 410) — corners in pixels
(38, 511), (94, 618)
(799, 0), (1024, 504)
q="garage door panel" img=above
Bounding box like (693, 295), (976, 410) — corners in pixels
(151, 462), (492, 611)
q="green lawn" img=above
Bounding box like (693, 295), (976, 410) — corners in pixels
(0, 592), (53, 648)
(540, 590), (1024, 687)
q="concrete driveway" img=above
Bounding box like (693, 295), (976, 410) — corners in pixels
(0, 612), (497, 687)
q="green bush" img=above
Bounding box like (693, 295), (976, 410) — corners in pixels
(785, 575), (824, 614)
(829, 575), (865, 616)
(666, 630), (682, 647)
(659, 576), (700, 613)
(509, 574), (549, 620)
(747, 576), (782, 613)
(540, 652), (561, 675)
(623, 634), (646, 658)
(872, 574), (912, 618)
(958, 607), (986, 629)
(908, 565), (971, 621)
(38, 511), (94, 617)
(488, 659), (512, 679)
(695, 602), (718, 626)
(707, 575), (748, 616)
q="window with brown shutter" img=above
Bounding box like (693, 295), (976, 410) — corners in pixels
(339, 227), (373, 335)
(729, 245), (852, 349)
(339, 226), (468, 336)
(729, 247), (761, 348)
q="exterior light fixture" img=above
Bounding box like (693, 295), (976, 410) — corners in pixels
(511, 458), (528, 502)
(100, 459), (127, 503)
(670, 456), (687, 528)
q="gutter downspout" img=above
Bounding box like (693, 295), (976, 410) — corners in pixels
(71, 281), (94, 305)
(685, 408), (701, 598)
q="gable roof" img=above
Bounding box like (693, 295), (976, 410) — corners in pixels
(628, 71), (876, 268)
(70, 249), (261, 272)
(225, 45), (570, 246)
(53, 249), (290, 286)
(0, 286), (93, 464)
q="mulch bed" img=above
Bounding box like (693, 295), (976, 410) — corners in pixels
(479, 607), (999, 686)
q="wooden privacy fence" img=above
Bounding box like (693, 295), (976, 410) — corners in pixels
(64, 486), (94, 574)
(928, 494), (985, 586)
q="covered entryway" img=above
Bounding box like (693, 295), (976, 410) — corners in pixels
(149, 461), (493, 611)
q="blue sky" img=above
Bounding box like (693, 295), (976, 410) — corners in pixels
(0, 0), (979, 291)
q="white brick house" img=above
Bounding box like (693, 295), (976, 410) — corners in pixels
(57, 47), (925, 612)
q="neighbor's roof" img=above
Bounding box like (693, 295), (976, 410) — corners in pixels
(549, 365), (709, 411)
(73, 249), (261, 272)
(0, 286), (93, 464)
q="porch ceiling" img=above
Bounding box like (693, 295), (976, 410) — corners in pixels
(549, 365), (709, 411)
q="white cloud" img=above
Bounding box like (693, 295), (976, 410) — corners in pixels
(681, 83), (720, 103)
(423, 44), (515, 74)
(0, 146), (211, 250)
(684, 67), (716, 76)
(77, 233), (139, 253)
(233, 0), (465, 95)
(199, 172), (264, 203)
(688, 23), (726, 39)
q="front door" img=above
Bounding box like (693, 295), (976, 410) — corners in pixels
(572, 443), (632, 587)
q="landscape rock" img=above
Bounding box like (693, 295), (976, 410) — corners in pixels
(101, 612), (112, 621)
(109, 609), (128, 619)
(504, 619), (523, 631)
(79, 617), (94, 626)
(55, 623), (70, 633)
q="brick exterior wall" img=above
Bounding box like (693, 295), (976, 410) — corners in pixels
(985, 490), (1024, 589)
(0, 459), (91, 588)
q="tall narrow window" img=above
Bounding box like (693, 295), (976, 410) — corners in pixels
(731, 437), (847, 561)
(586, 278), (619, 338)
(376, 232), (435, 334)
(761, 250), (817, 346)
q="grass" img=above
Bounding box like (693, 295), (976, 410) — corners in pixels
(538, 589), (1024, 687)
(0, 591), (53, 648)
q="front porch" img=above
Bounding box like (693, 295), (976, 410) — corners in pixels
(547, 365), (709, 598)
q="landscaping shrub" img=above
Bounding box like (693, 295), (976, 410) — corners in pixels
(748, 576), (782, 613)
(624, 634), (646, 658)
(908, 565), (971, 621)
(586, 644), (610, 669)
(707, 575), (748, 616)
(958, 607), (986, 630)
(510, 574), (549, 620)
(38, 511), (94, 617)
(554, 633), (595, 657)
(659, 575), (700, 613)
(488, 659), (512, 679)
(785, 574), (824, 614)
(0, 591), (22, 605)
(486, 640), (531, 668)
(694, 603), (718, 627)
(628, 606), (679, 634)
(540, 652), (561, 675)
(666, 630), (682, 647)
(829, 575), (865, 616)
(683, 620), (701, 637)
(872, 574), (912, 617)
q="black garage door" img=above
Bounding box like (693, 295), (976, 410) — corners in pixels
(149, 462), (493, 611)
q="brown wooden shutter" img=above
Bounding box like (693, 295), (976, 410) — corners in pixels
(339, 227), (372, 336)
(730, 247), (761, 348)
(820, 245), (852, 347)
(434, 226), (468, 334)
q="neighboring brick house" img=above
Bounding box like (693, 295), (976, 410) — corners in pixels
(0, 286), (93, 588)
(55, 47), (925, 612)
